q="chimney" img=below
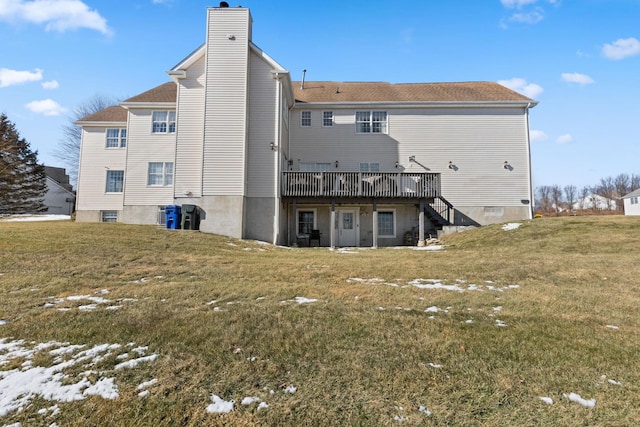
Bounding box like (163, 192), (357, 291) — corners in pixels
(300, 69), (307, 90)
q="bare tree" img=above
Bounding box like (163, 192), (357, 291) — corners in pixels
(551, 184), (563, 214)
(595, 176), (616, 211)
(579, 186), (590, 211)
(535, 186), (552, 214)
(564, 185), (577, 214)
(613, 173), (631, 212)
(53, 94), (121, 188)
(631, 174), (640, 191)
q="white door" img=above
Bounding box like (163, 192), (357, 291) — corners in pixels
(337, 209), (358, 247)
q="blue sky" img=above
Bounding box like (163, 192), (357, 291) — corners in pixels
(1, 0), (639, 190)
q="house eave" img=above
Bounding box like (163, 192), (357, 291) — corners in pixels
(120, 102), (176, 110)
(75, 120), (127, 126)
(292, 100), (538, 109)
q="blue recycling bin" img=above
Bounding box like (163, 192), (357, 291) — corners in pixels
(165, 205), (181, 229)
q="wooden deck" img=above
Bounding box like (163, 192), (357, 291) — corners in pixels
(282, 172), (440, 198)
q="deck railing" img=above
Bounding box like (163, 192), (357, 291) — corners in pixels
(282, 171), (440, 198)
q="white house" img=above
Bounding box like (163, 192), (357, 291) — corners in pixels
(75, 4), (538, 247)
(43, 166), (75, 215)
(622, 189), (640, 216)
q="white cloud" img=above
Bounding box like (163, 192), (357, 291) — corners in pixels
(0, 0), (111, 35)
(25, 98), (66, 116)
(530, 130), (548, 142)
(0, 67), (43, 87)
(556, 134), (573, 144)
(41, 80), (59, 89)
(561, 72), (594, 85)
(497, 77), (544, 99)
(509, 10), (544, 24)
(602, 37), (640, 60)
(501, 0), (539, 8)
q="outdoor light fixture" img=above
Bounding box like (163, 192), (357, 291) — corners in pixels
(448, 161), (459, 171)
(409, 155), (416, 162)
(334, 160), (339, 168)
(504, 161), (513, 171)
(270, 142), (276, 151)
(395, 161), (400, 168)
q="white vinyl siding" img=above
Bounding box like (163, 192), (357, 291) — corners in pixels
(289, 107), (530, 208)
(76, 126), (127, 211)
(202, 8), (250, 196)
(174, 55), (206, 198)
(123, 109), (176, 205)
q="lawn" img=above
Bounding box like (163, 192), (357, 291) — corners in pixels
(0, 216), (639, 426)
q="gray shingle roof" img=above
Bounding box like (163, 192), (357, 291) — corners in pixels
(78, 105), (127, 123)
(124, 81), (177, 103)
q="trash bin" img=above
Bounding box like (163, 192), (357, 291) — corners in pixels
(165, 205), (181, 229)
(181, 204), (200, 230)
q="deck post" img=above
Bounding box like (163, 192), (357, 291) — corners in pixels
(372, 199), (378, 249)
(418, 200), (426, 246)
(291, 200), (297, 246)
(330, 200), (336, 249)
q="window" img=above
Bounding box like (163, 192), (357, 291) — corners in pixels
(105, 170), (124, 193)
(356, 111), (387, 134)
(377, 211), (395, 237)
(101, 211), (118, 223)
(157, 206), (166, 225)
(152, 111), (176, 133)
(632, 197), (638, 205)
(300, 111), (311, 127)
(359, 162), (380, 172)
(323, 111), (333, 127)
(299, 162), (331, 172)
(297, 209), (316, 235)
(147, 162), (174, 186)
(106, 128), (126, 148)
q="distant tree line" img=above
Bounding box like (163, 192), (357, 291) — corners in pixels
(535, 173), (640, 215)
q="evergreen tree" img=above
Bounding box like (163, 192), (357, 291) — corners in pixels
(0, 113), (47, 214)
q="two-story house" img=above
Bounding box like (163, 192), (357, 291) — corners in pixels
(75, 3), (537, 248)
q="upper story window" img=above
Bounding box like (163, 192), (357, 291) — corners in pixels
(323, 111), (334, 127)
(106, 128), (126, 148)
(356, 111), (387, 134)
(147, 162), (174, 186)
(105, 170), (124, 193)
(152, 111), (176, 133)
(359, 162), (380, 172)
(299, 162), (331, 172)
(300, 111), (311, 127)
(632, 196), (639, 205)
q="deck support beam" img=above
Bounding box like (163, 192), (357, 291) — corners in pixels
(372, 199), (378, 249)
(418, 200), (426, 246)
(330, 200), (336, 249)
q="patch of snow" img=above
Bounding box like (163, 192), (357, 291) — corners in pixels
(427, 363), (442, 369)
(564, 392), (596, 408)
(3, 215), (70, 222)
(539, 396), (553, 405)
(409, 245), (444, 251)
(83, 377), (119, 399)
(136, 379), (158, 390)
(206, 394), (234, 414)
(502, 223), (521, 231)
(418, 405), (432, 416)
(605, 325), (619, 330)
(424, 306), (439, 313)
(0, 320), (7, 326)
(495, 320), (508, 327)
(138, 390), (150, 398)
(465, 319), (474, 324)
(608, 379), (622, 386)
(281, 297), (318, 304)
(241, 396), (262, 405)
(283, 384), (297, 393)
(114, 354), (157, 370)
(257, 401), (269, 410)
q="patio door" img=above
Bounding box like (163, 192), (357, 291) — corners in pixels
(337, 208), (359, 247)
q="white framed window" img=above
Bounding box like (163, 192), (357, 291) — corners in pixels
(157, 205), (166, 225)
(359, 162), (380, 172)
(101, 211), (118, 222)
(356, 111), (387, 134)
(152, 111), (176, 133)
(377, 210), (396, 237)
(300, 111), (311, 127)
(322, 111), (333, 127)
(299, 162), (331, 172)
(297, 209), (317, 235)
(105, 170), (124, 193)
(106, 128), (126, 148)
(147, 162), (174, 186)
(632, 197), (638, 205)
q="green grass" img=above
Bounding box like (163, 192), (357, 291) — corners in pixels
(1, 216), (639, 426)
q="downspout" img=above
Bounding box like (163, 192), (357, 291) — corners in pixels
(273, 76), (282, 245)
(525, 102), (534, 219)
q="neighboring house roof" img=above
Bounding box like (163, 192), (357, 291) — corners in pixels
(622, 188), (640, 199)
(77, 105), (128, 123)
(293, 81), (536, 104)
(124, 82), (177, 103)
(44, 166), (74, 193)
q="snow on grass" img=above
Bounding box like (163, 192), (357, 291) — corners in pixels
(605, 325), (619, 330)
(206, 394), (235, 414)
(0, 338), (157, 418)
(1, 214), (70, 222)
(280, 297), (318, 304)
(502, 222), (521, 231)
(563, 392), (596, 408)
(348, 277), (520, 293)
(539, 396), (554, 405)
